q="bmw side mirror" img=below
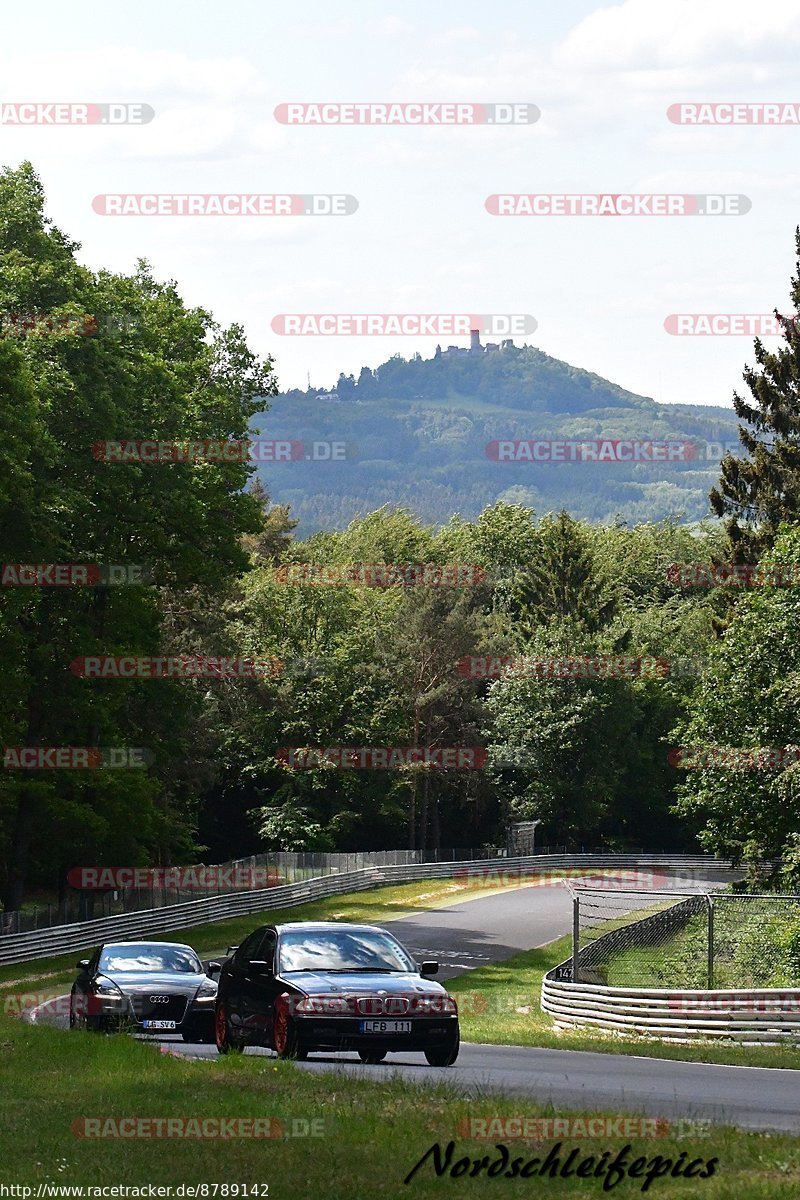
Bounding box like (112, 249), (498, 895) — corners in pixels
(420, 960), (439, 977)
(76, 959), (90, 972)
(206, 961), (221, 977)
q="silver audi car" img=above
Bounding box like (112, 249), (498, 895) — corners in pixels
(69, 940), (220, 1042)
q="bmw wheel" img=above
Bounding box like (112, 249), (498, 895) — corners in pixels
(272, 1002), (308, 1061)
(214, 1002), (244, 1054)
(357, 1050), (387, 1064)
(424, 1027), (460, 1067)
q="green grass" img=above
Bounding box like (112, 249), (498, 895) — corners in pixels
(1, 1013), (799, 1196)
(604, 904), (800, 991)
(449, 938), (800, 1069)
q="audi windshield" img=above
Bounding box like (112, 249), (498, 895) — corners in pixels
(278, 929), (416, 973)
(99, 944), (204, 974)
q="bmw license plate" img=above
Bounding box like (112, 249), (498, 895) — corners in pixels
(358, 1020), (411, 1033)
(142, 1019), (177, 1030)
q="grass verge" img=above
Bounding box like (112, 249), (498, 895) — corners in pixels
(449, 938), (800, 1069)
(0, 1015), (799, 1196)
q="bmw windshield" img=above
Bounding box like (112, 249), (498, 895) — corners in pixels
(278, 929), (416, 974)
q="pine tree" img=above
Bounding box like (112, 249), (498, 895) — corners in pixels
(507, 511), (615, 635)
(709, 228), (800, 560)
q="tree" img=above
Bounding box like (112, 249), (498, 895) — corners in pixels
(671, 525), (800, 864)
(710, 228), (800, 560)
(336, 372), (356, 398)
(0, 163), (277, 909)
(506, 511), (616, 636)
(240, 479), (297, 565)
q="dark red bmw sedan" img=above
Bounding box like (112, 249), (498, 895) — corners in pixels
(214, 920), (460, 1065)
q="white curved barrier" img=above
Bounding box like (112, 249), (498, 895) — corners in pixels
(541, 973), (800, 1041)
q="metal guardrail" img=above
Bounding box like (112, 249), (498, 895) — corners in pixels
(541, 976), (800, 1042)
(542, 883), (800, 1042)
(0, 854), (731, 965)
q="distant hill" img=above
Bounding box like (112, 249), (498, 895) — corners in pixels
(253, 341), (742, 535)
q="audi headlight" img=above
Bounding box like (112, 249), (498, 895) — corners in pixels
(193, 978), (217, 1003)
(95, 977), (124, 1000)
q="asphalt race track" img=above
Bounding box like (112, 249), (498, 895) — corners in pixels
(30, 873), (800, 1135)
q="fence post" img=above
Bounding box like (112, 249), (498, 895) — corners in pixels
(572, 893), (580, 984)
(706, 894), (714, 989)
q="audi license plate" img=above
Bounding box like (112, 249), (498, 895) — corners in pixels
(142, 1019), (177, 1030)
(358, 1019), (411, 1034)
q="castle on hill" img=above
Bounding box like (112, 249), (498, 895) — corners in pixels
(437, 329), (515, 358)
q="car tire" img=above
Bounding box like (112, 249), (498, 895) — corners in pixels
(214, 1003), (244, 1054)
(424, 1027), (460, 1067)
(70, 990), (89, 1030)
(272, 1006), (307, 1060)
(357, 1050), (387, 1064)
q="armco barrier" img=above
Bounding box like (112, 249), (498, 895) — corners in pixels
(541, 975), (800, 1041)
(541, 887), (800, 1042)
(0, 854), (733, 966)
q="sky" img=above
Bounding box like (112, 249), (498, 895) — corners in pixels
(2, 0), (800, 406)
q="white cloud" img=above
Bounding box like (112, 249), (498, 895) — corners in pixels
(555, 0), (800, 71)
(372, 16), (416, 37)
(438, 27), (481, 44)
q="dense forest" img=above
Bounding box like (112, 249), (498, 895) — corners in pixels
(2, 162), (800, 910)
(257, 345), (741, 534)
